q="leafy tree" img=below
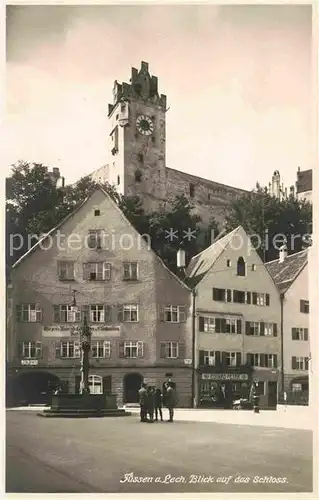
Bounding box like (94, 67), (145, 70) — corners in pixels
(6, 162), (221, 276)
(225, 185), (312, 261)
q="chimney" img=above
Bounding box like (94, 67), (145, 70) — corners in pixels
(279, 245), (288, 263)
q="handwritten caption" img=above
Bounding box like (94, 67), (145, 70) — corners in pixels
(120, 473), (288, 485)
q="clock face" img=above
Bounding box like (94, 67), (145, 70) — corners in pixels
(136, 115), (154, 136)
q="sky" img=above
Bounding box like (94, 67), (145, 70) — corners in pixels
(4, 4), (313, 190)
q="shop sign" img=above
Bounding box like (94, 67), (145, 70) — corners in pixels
(201, 373), (249, 381)
(42, 325), (121, 337)
(21, 359), (38, 366)
(184, 359), (192, 365)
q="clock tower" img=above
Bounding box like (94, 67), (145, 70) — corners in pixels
(107, 61), (168, 211)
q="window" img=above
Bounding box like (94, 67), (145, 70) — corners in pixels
(123, 304), (139, 322)
(246, 322), (277, 337)
(256, 293), (266, 306)
(252, 264), (257, 271)
(135, 169), (142, 182)
(58, 261), (74, 280)
(124, 341), (143, 358)
(94, 209), (100, 216)
(233, 290), (246, 304)
(300, 300), (309, 314)
(237, 257), (246, 276)
(87, 230), (102, 249)
(60, 341), (80, 358)
(117, 175), (120, 185)
(90, 305), (105, 323)
(111, 126), (119, 153)
(252, 292), (270, 306)
(160, 342), (179, 359)
(189, 183), (195, 197)
(292, 328), (309, 341)
(264, 323), (274, 336)
(292, 357), (309, 370)
(292, 383), (302, 392)
(247, 353), (278, 368)
(20, 341), (42, 358)
(54, 305), (81, 323)
(225, 352), (237, 367)
(83, 262), (111, 281)
(91, 341), (110, 358)
(16, 304), (42, 322)
(227, 259), (231, 267)
(248, 322), (260, 336)
(199, 316), (215, 333)
(213, 288), (232, 302)
(89, 375), (103, 394)
(123, 262), (139, 281)
(225, 319), (238, 334)
(203, 351), (216, 366)
(164, 305), (186, 323)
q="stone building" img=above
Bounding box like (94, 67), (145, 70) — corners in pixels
(6, 185), (193, 407)
(185, 226), (282, 409)
(266, 248), (310, 402)
(90, 61), (247, 226)
(295, 167), (312, 203)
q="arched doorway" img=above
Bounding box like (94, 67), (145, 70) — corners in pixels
(14, 371), (61, 406)
(123, 373), (143, 404)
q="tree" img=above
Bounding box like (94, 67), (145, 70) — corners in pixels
(6, 162), (221, 275)
(225, 186), (312, 261)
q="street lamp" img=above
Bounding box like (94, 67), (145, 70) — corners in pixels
(71, 290), (92, 395)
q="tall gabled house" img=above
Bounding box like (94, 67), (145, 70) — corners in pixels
(7, 185), (193, 407)
(266, 248), (310, 403)
(186, 226), (281, 409)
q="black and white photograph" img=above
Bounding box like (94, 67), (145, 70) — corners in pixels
(4, 3), (316, 495)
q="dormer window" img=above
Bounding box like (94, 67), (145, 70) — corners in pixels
(94, 209), (100, 217)
(237, 257), (246, 277)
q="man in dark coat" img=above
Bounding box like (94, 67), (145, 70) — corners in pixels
(165, 382), (177, 422)
(154, 388), (163, 421)
(145, 386), (155, 422)
(138, 383), (147, 422)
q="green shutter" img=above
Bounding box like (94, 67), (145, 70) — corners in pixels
(53, 305), (60, 323)
(273, 323), (278, 337)
(260, 322), (265, 336)
(266, 294), (270, 306)
(55, 341), (61, 359)
(82, 305), (89, 321)
(236, 352), (242, 366)
(252, 292), (257, 305)
(292, 328), (297, 340)
(304, 328), (309, 341)
(16, 305), (22, 322)
(199, 350), (204, 365)
(237, 319), (242, 334)
(160, 342), (166, 358)
(245, 322), (251, 335)
(291, 356), (297, 369)
(118, 341), (125, 357)
(178, 342), (185, 359)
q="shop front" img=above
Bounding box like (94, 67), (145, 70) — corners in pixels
(198, 371), (252, 408)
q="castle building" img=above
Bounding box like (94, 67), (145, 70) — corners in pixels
(90, 61), (247, 226)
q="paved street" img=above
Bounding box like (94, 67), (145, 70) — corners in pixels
(6, 410), (312, 493)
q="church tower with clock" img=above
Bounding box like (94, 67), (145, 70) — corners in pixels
(106, 61), (168, 211)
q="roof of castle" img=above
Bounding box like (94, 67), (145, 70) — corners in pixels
(265, 249), (308, 293)
(166, 167), (248, 194)
(296, 169), (312, 193)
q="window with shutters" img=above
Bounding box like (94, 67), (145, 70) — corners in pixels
(87, 230), (102, 249)
(225, 352), (237, 367)
(124, 341), (143, 358)
(247, 353), (277, 368)
(203, 350), (216, 366)
(83, 262), (111, 281)
(123, 304), (139, 322)
(300, 300), (309, 314)
(225, 319), (237, 334)
(54, 305), (81, 323)
(256, 293), (267, 306)
(57, 261), (75, 280)
(91, 341), (110, 358)
(237, 257), (246, 276)
(90, 305), (105, 323)
(60, 341), (80, 358)
(123, 262), (139, 281)
(248, 321), (260, 336)
(264, 323), (274, 336)
(292, 327), (308, 341)
(88, 375), (103, 394)
(212, 288), (232, 302)
(292, 383), (302, 392)
(161, 341), (179, 359)
(16, 304), (42, 322)
(233, 290), (246, 304)
(20, 341), (42, 358)
(164, 305), (186, 323)
(292, 356), (308, 370)
(201, 317), (215, 333)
